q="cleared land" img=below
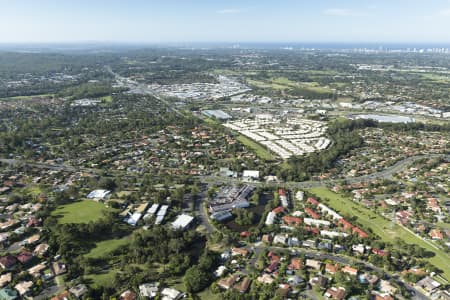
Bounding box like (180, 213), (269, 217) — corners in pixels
(84, 237), (129, 258)
(237, 135), (273, 160)
(100, 95), (113, 102)
(0, 93), (53, 101)
(85, 263), (144, 288)
(85, 269), (119, 288)
(248, 77), (333, 95)
(52, 200), (112, 224)
(309, 187), (450, 280)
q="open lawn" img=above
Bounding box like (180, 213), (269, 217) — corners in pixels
(337, 97), (354, 103)
(203, 117), (221, 126)
(52, 200), (113, 224)
(247, 79), (286, 90)
(0, 93), (53, 101)
(421, 73), (450, 84)
(100, 95), (113, 102)
(248, 77), (333, 96)
(297, 82), (332, 94)
(85, 269), (119, 288)
(21, 185), (44, 196)
(437, 222), (450, 230)
(168, 278), (221, 300)
(237, 135), (273, 160)
(309, 187), (450, 280)
(197, 288), (222, 300)
(84, 236), (130, 258)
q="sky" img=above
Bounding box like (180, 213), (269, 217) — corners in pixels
(1, 0), (450, 44)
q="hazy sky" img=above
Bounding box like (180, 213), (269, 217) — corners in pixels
(1, 0), (450, 43)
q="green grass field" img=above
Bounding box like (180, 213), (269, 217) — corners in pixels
(248, 77), (333, 95)
(85, 269), (119, 288)
(100, 95), (113, 102)
(247, 79), (287, 90)
(309, 187), (450, 280)
(421, 73), (450, 84)
(84, 237), (130, 258)
(21, 185), (44, 196)
(52, 200), (112, 224)
(237, 135), (273, 160)
(203, 117), (221, 126)
(0, 93), (53, 101)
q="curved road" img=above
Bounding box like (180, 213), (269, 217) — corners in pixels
(202, 153), (450, 189)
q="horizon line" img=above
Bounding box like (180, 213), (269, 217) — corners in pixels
(1, 40), (450, 46)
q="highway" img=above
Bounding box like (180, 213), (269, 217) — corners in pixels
(106, 66), (184, 117)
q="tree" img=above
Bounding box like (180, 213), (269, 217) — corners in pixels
(183, 265), (209, 293)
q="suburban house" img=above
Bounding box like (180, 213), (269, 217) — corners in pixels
(324, 287), (346, 300)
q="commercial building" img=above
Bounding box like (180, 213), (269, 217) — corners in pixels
(171, 214), (194, 230)
(209, 185), (254, 213)
(155, 205), (169, 225)
(202, 110), (232, 120)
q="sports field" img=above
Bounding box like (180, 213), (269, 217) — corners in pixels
(52, 200), (112, 224)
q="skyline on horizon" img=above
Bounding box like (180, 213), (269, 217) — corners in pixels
(1, 0), (450, 44)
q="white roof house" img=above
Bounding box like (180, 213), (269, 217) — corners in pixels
(161, 287), (182, 300)
(295, 191), (304, 201)
(214, 265), (227, 277)
(273, 234), (288, 245)
(171, 214), (194, 230)
(139, 282), (159, 298)
(265, 211), (276, 226)
(304, 218), (331, 227)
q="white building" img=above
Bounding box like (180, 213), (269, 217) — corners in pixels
(161, 287), (183, 300)
(242, 170), (260, 180)
(265, 211), (276, 226)
(144, 204), (160, 220)
(295, 191), (304, 201)
(171, 214), (194, 230)
(214, 266), (227, 278)
(126, 212), (142, 226)
(304, 218), (331, 227)
(155, 205), (169, 225)
(320, 230), (349, 238)
(273, 234), (288, 245)
(318, 204), (342, 220)
(86, 189), (111, 200)
(139, 282), (159, 298)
